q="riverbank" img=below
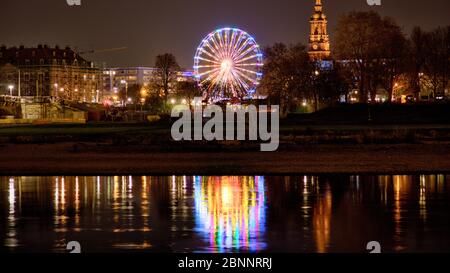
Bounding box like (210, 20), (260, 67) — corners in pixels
(1, 142), (449, 175)
(1, 104), (450, 175)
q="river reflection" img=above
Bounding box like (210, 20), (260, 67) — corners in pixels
(194, 176), (266, 252)
(0, 175), (449, 253)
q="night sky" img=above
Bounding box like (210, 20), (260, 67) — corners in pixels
(0, 0), (449, 69)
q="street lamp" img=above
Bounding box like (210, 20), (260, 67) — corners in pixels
(8, 85), (14, 96)
(53, 83), (59, 98)
(58, 87), (65, 100)
(312, 70), (320, 111)
(121, 80), (128, 104)
(140, 98), (145, 111)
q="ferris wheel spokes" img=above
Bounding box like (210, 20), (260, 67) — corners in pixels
(193, 27), (263, 100)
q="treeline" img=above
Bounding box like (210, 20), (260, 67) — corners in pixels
(259, 11), (450, 116)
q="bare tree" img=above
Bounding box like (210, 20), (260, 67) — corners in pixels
(176, 81), (202, 110)
(378, 17), (408, 102)
(334, 11), (406, 102)
(335, 11), (380, 102)
(315, 63), (350, 107)
(119, 83), (142, 104)
(405, 26), (450, 100)
(407, 27), (428, 100)
(424, 27), (450, 97)
(153, 53), (180, 104)
(259, 43), (313, 116)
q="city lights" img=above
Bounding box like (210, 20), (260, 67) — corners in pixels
(0, 0), (449, 266)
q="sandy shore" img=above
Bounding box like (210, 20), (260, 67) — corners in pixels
(1, 142), (449, 175)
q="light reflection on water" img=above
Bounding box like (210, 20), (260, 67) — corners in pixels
(194, 176), (266, 252)
(0, 175), (449, 253)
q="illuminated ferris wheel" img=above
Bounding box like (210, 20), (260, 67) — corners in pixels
(194, 28), (263, 101)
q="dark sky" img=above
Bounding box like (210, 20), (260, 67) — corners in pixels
(1, 0), (449, 69)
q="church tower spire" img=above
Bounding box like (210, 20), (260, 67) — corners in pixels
(315, 0), (323, 12)
(309, 0), (331, 61)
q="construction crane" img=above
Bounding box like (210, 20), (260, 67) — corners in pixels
(70, 46), (128, 98)
(77, 47), (127, 55)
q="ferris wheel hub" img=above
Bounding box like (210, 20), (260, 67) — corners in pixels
(220, 59), (233, 72)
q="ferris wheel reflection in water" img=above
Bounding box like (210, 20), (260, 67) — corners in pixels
(193, 176), (267, 252)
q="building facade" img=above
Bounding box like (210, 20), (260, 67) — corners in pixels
(0, 45), (102, 102)
(102, 67), (157, 101)
(102, 67), (196, 100)
(103, 67), (157, 88)
(308, 0), (331, 61)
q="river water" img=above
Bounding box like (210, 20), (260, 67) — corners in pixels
(1, 175), (449, 253)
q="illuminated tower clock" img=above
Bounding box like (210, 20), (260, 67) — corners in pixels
(308, 0), (331, 61)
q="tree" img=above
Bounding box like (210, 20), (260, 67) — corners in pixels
(406, 26), (450, 100)
(259, 43), (313, 117)
(119, 83), (142, 104)
(176, 81), (202, 110)
(371, 17), (408, 102)
(377, 17), (408, 102)
(335, 11), (379, 102)
(334, 11), (407, 102)
(315, 63), (350, 107)
(153, 53), (180, 104)
(442, 26), (450, 95)
(145, 92), (166, 114)
(444, 26), (450, 94)
(424, 26), (450, 97)
(407, 26), (428, 100)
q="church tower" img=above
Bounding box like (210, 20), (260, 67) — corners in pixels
(308, 0), (331, 61)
